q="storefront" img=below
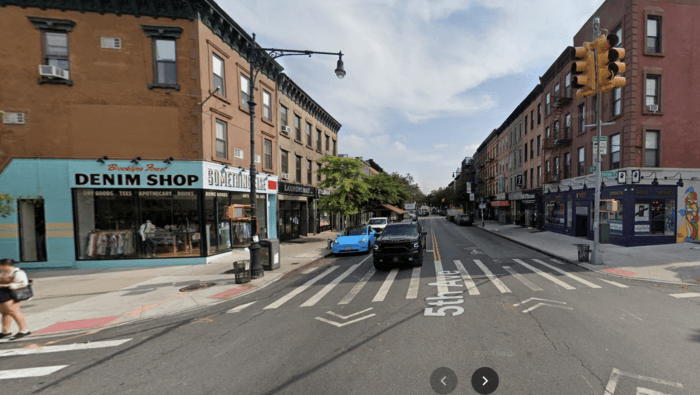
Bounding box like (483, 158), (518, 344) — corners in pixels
(494, 193), (509, 223)
(0, 159), (277, 269)
(510, 191), (540, 228)
(277, 182), (315, 241)
(316, 188), (333, 233)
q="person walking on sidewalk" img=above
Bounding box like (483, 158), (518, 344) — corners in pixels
(0, 258), (31, 340)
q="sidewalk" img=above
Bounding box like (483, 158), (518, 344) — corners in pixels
(476, 221), (700, 286)
(5, 231), (339, 341)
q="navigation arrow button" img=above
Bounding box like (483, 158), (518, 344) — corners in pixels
(472, 367), (499, 394)
(482, 376), (488, 386)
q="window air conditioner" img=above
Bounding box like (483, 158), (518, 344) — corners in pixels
(255, 154), (261, 163)
(39, 65), (69, 80)
(100, 37), (122, 49)
(282, 173), (290, 180)
(2, 112), (25, 125)
(647, 104), (659, 112)
(280, 126), (292, 135)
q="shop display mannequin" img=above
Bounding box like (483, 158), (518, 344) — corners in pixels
(139, 220), (157, 257)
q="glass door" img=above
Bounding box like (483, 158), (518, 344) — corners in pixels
(18, 199), (47, 262)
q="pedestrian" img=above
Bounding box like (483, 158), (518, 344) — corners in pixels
(0, 258), (31, 340)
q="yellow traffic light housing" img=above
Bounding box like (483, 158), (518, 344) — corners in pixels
(598, 33), (627, 93)
(571, 43), (596, 98)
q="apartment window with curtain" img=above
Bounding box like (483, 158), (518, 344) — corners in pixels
(295, 155), (302, 182)
(280, 105), (288, 128)
(43, 31), (71, 71)
(564, 113), (571, 138)
(611, 133), (620, 169)
(262, 90), (271, 121)
(564, 152), (571, 179)
(647, 16), (661, 53)
(306, 122), (312, 146)
(281, 150), (289, 175)
(215, 119), (227, 159)
(565, 72), (571, 97)
(645, 131), (659, 167)
(578, 147), (585, 176)
(264, 139), (272, 169)
(316, 130), (322, 151)
(307, 160), (312, 185)
(545, 92), (551, 115)
(537, 104), (541, 124)
(646, 76), (660, 109)
(240, 74), (250, 110)
(212, 53), (225, 96)
(295, 115), (301, 140)
(578, 103), (585, 133)
(612, 88), (622, 117)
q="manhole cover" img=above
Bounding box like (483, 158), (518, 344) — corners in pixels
(179, 283), (217, 292)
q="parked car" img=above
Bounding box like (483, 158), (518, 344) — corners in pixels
(372, 221), (427, 269)
(457, 214), (473, 226)
(332, 225), (377, 255)
(367, 217), (389, 234)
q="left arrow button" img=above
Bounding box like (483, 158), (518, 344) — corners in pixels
(430, 367), (457, 394)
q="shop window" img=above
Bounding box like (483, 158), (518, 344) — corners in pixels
(17, 199), (47, 262)
(73, 189), (201, 260)
(545, 201), (565, 225)
(600, 199), (624, 235)
(634, 199), (675, 236)
(230, 193), (267, 245)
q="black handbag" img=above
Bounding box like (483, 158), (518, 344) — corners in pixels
(10, 279), (33, 302)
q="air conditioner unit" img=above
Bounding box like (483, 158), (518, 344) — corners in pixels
(280, 126), (292, 135)
(282, 173), (290, 180)
(255, 154), (261, 163)
(100, 37), (122, 49)
(2, 112), (25, 125)
(234, 149), (244, 159)
(39, 65), (69, 80)
(647, 104), (659, 112)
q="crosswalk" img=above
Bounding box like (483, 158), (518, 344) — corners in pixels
(0, 339), (132, 380)
(263, 258), (626, 309)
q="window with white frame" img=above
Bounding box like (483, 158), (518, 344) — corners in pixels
(647, 17), (660, 53)
(264, 139), (272, 169)
(281, 150), (289, 174)
(565, 72), (571, 97)
(212, 53), (225, 96)
(215, 120), (227, 159)
(645, 131), (659, 167)
(612, 88), (622, 117)
(280, 105), (288, 128)
(263, 90), (271, 121)
(578, 147), (585, 176)
(610, 133), (620, 169)
(564, 113), (571, 138)
(646, 75), (659, 109)
(240, 74), (250, 110)
(545, 92), (550, 115)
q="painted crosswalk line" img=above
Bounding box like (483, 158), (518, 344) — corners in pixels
(301, 263), (363, 307)
(454, 260), (479, 295)
(0, 366), (68, 380)
(513, 259), (576, 290)
(227, 301), (257, 313)
(0, 339), (132, 358)
(406, 266), (422, 299)
(338, 267), (376, 305)
(503, 266), (543, 291)
(669, 292), (700, 298)
(264, 266), (339, 309)
(532, 259), (601, 288)
(373, 268), (399, 302)
(433, 261), (448, 294)
(599, 279), (629, 288)
(473, 259), (511, 293)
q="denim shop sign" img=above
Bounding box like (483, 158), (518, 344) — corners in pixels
(71, 161), (201, 188)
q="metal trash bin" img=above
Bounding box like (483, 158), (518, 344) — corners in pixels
(573, 244), (591, 263)
(600, 222), (610, 244)
(259, 239), (280, 271)
(233, 260), (251, 284)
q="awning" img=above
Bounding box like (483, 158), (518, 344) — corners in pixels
(380, 203), (406, 214)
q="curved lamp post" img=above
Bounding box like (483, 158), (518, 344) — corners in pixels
(245, 33), (345, 279)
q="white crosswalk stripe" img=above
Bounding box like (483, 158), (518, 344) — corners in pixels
(0, 366), (68, 380)
(227, 301), (257, 313)
(433, 261), (448, 294)
(338, 266), (376, 305)
(373, 268), (399, 302)
(532, 259), (601, 288)
(264, 266), (339, 309)
(301, 263), (362, 307)
(513, 259), (576, 290)
(503, 266), (543, 291)
(599, 279), (629, 288)
(473, 259), (511, 293)
(453, 260), (479, 295)
(406, 266), (422, 299)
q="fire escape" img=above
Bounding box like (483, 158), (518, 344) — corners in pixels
(543, 89), (573, 183)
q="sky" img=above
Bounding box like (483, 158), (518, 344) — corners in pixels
(220, 0), (606, 194)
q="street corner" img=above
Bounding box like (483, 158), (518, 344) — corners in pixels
(209, 284), (255, 299)
(33, 315), (121, 336)
(602, 268), (638, 277)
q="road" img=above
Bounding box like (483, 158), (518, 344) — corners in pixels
(2, 216), (698, 394)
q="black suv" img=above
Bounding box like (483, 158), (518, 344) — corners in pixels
(372, 222), (427, 269)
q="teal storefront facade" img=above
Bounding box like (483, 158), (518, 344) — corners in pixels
(0, 159), (277, 270)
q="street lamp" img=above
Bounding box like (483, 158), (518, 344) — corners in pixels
(245, 33), (345, 279)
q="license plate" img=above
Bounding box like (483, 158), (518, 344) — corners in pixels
(345, 247), (351, 250)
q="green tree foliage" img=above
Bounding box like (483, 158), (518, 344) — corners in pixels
(0, 193), (14, 218)
(317, 156), (371, 219)
(364, 172), (411, 210)
(390, 172), (425, 203)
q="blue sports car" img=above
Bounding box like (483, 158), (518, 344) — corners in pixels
(332, 225), (377, 254)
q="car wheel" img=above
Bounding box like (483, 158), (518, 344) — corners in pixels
(414, 250), (424, 267)
(373, 259), (385, 270)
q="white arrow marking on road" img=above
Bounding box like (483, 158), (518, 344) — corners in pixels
(441, 376), (447, 385)
(512, 297), (567, 307)
(327, 307), (374, 320)
(521, 303), (573, 313)
(669, 292), (700, 298)
(513, 259), (575, 290)
(227, 301), (257, 313)
(483, 376), (488, 386)
(315, 308), (376, 327)
(0, 339), (132, 357)
(604, 368), (683, 395)
(533, 259), (601, 288)
(0, 366), (68, 380)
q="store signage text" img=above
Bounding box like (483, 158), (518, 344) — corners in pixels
(75, 173), (199, 187)
(206, 168), (267, 191)
(106, 164), (168, 172)
(279, 182), (315, 196)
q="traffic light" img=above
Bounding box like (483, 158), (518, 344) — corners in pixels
(571, 42), (596, 98)
(597, 33), (626, 93)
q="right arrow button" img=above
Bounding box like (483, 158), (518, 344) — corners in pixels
(471, 367), (499, 394)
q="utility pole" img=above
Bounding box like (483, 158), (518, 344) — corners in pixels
(591, 17), (603, 265)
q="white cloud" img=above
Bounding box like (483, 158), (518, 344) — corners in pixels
(463, 143), (480, 156)
(392, 141), (408, 152)
(433, 143), (450, 150)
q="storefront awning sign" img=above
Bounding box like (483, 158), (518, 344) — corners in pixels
(491, 201), (510, 207)
(279, 182), (315, 197)
(71, 161), (202, 189)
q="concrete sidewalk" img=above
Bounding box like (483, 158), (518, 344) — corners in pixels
(4, 231), (340, 342)
(476, 220), (700, 286)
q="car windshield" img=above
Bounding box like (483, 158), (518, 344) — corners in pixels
(341, 226), (367, 236)
(382, 225), (418, 236)
(368, 219), (387, 225)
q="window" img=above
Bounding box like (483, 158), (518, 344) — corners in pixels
(240, 74), (250, 110)
(545, 202), (565, 225)
(530, 110), (534, 129)
(537, 136), (541, 156)
(525, 116), (528, 134)
(296, 155), (302, 183)
(564, 152), (571, 179)
(317, 163), (322, 183)
(307, 160), (313, 184)
(554, 121), (560, 138)
(280, 105), (288, 128)
(295, 115), (301, 140)
(154, 39), (177, 85)
(554, 83), (560, 99)
(537, 166), (541, 186)
(537, 104), (542, 124)
(614, 26), (623, 47)
(646, 76), (660, 108)
(554, 157), (559, 177)
(524, 171), (527, 190)
(212, 54), (225, 96)
(519, 122), (522, 139)
(281, 150), (289, 174)
(333, 140), (337, 156)
(43, 32), (70, 71)
(611, 133), (620, 169)
(564, 113), (571, 139)
(215, 120), (227, 159)
(578, 147), (585, 176)
(306, 122), (312, 145)
(530, 139), (534, 159)
(647, 16), (661, 53)
(545, 92), (550, 115)
(645, 131), (659, 167)
(264, 139), (272, 169)
(325, 135), (330, 154)
(316, 130), (322, 151)
(530, 168), (534, 188)
(524, 143), (528, 162)
(565, 72), (571, 98)
(262, 90), (271, 121)
(612, 88), (622, 117)
(578, 103), (585, 133)
(518, 147), (522, 165)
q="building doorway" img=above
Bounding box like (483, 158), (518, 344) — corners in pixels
(18, 199), (47, 262)
(575, 215), (588, 237)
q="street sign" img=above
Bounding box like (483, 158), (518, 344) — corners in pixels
(631, 169), (641, 183)
(589, 166), (596, 173)
(516, 174), (523, 187)
(601, 171), (616, 177)
(617, 171), (626, 184)
(469, 193), (475, 201)
(466, 182), (472, 193)
(479, 203), (486, 209)
(592, 136), (608, 155)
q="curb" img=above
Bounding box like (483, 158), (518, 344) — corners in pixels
(473, 224), (700, 287)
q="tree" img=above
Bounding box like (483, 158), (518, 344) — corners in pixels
(364, 172), (411, 210)
(317, 156), (371, 220)
(0, 193), (13, 218)
(390, 172), (425, 203)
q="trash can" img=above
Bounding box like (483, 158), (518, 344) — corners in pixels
(233, 260), (251, 284)
(600, 222), (610, 244)
(573, 244), (591, 262)
(259, 239), (280, 271)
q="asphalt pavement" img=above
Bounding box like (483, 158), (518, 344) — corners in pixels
(1, 216), (698, 394)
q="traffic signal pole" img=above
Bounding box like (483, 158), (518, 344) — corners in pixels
(591, 18), (604, 265)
